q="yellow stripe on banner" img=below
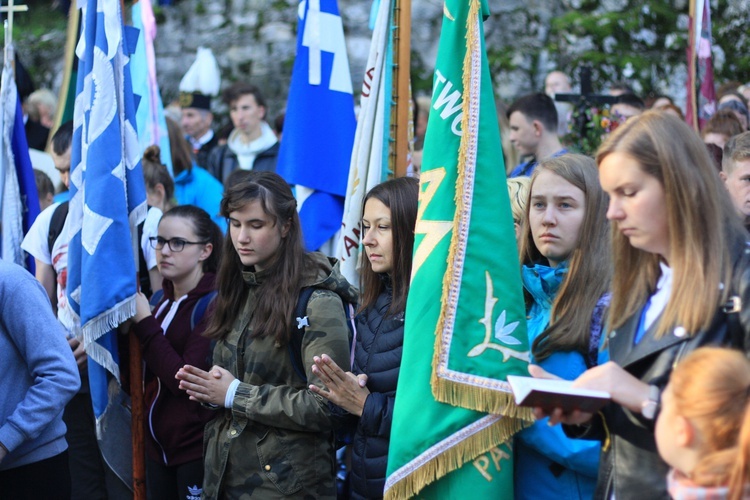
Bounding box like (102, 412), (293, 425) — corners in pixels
(51, 1), (80, 144)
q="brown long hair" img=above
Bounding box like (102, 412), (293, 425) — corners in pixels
(358, 177), (419, 316)
(166, 117), (194, 177)
(203, 172), (307, 344)
(161, 205), (223, 273)
(669, 347), (750, 500)
(518, 154), (611, 362)
(142, 145), (176, 211)
(597, 111), (746, 338)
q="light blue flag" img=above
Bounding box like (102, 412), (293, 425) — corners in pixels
(131, 0), (172, 175)
(276, 0), (356, 251)
(61, 0), (147, 432)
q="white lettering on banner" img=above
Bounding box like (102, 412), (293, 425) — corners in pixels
(300, 0), (353, 94)
(432, 69), (463, 136)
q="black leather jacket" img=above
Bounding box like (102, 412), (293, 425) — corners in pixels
(565, 244), (750, 500)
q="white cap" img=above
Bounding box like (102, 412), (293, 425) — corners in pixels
(179, 47), (221, 109)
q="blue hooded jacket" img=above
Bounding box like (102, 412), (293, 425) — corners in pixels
(513, 262), (601, 500)
(174, 163), (227, 233)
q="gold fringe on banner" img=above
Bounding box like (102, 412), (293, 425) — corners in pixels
(384, 415), (529, 500)
(429, 0), (528, 417)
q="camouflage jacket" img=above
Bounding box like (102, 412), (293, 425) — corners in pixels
(202, 253), (357, 499)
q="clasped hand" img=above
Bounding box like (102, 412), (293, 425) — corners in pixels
(309, 354), (369, 417)
(176, 364), (236, 407)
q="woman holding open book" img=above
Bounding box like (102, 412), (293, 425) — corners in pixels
(533, 111), (750, 499)
(514, 153), (611, 500)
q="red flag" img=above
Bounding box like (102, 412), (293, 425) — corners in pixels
(686, 0), (716, 131)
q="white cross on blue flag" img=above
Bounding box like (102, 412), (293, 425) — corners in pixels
(276, 0), (356, 252)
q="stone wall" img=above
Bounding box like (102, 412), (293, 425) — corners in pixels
(9, 0), (746, 126)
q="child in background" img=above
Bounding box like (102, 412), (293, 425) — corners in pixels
(33, 169), (55, 211)
(506, 176), (530, 242)
(141, 145), (177, 295)
(656, 347), (750, 500)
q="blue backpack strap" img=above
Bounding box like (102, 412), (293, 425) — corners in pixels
(191, 290), (218, 331)
(148, 289), (165, 309)
(289, 287), (317, 383)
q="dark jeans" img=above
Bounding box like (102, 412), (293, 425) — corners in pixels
(146, 457), (205, 500)
(0, 450), (71, 500)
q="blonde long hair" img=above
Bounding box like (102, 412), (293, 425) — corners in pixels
(596, 111), (746, 337)
(669, 347), (750, 499)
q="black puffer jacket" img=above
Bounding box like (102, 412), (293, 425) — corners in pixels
(349, 280), (404, 500)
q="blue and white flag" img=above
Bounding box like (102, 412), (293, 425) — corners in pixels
(336, 0), (392, 287)
(0, 47), (41, 270)
(276, 0), (356, 252)
(61, 0), (147, 427)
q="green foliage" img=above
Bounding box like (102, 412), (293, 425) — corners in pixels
(538, 0), (749, 95)
(547, 2), (685, 94)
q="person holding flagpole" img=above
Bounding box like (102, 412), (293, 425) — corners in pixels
(309, 176), (419, 499)
(534, 111), (750, 499)
(175, 171), (356, 499)
(132, 205), (222, 500)
(514, 154), (610, 499)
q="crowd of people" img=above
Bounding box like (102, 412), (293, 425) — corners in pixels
(4, 44), (750, 500)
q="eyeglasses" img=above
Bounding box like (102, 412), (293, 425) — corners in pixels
(148, 236), (208, 252)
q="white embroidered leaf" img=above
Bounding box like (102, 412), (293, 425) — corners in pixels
(494, 310), (522, 345)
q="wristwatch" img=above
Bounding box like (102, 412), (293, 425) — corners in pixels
(641, 385), (661, 420)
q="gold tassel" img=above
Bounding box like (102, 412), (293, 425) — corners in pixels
(384, 416), (526, 500)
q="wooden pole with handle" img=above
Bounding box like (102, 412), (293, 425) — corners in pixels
(129, 327), (146, 499)
(391, 0), (411, 178)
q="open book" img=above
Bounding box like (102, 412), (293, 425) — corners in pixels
(507, 375), (611, 414)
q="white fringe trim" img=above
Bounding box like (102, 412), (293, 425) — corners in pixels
(81, 294), (136, 346)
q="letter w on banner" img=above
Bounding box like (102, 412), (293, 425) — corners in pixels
(276, 0), (356, 253)
(385, 0), (531, 497)
(61, 0), (147, 433)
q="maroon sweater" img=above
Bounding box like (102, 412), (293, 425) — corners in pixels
(133, 273), (217, 466)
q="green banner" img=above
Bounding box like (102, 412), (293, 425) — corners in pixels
(384, 0), (530, 497)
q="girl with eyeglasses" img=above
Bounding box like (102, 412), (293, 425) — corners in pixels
(132, 204), (223, 500)
(175, 172), (356, 499)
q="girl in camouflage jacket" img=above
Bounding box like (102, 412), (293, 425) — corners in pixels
(177, 172), (355, 499)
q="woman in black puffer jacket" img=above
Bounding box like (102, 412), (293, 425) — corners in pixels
(311, 177), (419, 499)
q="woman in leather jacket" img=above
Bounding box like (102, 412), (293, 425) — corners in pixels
(309, 177), (419, 499)
(532, 111), (750, 500)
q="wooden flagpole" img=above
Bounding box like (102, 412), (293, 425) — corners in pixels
(129, 322), (146, 500)
(391, 0), (411, 178)
(125, 1), (145, 498)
